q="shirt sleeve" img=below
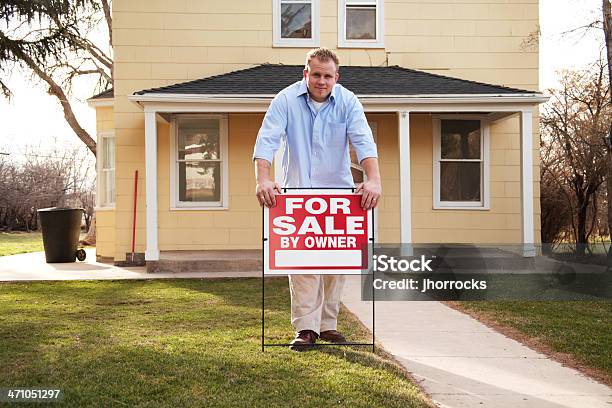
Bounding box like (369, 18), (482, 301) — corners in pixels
(346, 94), (378, 163)
(252, 94), (288, 164)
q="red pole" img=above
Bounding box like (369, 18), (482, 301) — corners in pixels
(131, 170), (138, 257)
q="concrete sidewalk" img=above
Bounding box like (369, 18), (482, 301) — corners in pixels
(0, 249), (259, 281)
(341, 275), (612, 408)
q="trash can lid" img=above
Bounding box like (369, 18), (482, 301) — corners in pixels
(37, 207), (84, 213)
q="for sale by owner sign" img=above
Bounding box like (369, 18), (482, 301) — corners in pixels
(263, 189), (373, 275)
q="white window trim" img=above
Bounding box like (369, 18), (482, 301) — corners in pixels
(273, 0), (320, 48)
(432, 116), (490, 210)
(96, 131), (115, 209)
(170, 114), (229, 210)
(338, 0), (384, 48)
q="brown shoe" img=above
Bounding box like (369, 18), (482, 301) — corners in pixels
(319, 330), (347, 343)
(289, 330), (318, 351)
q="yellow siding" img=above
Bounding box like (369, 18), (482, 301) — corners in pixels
(157, 114), (264, 251)
(96, 106), (114, 132)
(94, 105), (116, 259)
(409, 113), (540, 244)
(370, 114), (401, 243)
(96, 210), (116, 260)
(108, 0), (541, 258)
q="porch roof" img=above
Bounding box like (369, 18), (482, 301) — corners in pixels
(132, 64), (539, 98)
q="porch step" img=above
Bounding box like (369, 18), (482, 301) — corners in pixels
(147, 250), (262, 273)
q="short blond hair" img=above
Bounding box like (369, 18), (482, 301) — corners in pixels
(305, 47), (340, 71)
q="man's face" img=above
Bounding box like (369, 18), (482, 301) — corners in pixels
(303, 57), (339, 103)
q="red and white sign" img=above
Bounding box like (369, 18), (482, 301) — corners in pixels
(263, 189), (372, 275)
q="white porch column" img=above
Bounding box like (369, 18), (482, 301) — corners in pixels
(520, 109), (535, 257)
(144, 109), (160, 261)
(398, 111), (412, 244)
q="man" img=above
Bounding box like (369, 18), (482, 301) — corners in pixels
(253, 47), (381, 351)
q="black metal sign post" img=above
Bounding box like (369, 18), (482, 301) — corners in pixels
(261, 187), (375, 352)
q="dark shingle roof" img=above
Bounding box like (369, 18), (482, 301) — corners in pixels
(134, 64), (533, 96)
(89, 88), (114, 100)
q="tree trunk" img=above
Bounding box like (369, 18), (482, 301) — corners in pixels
(604, 0), (612, 85)
(81, 212), (96, 245)
(576, 192), (589, 256)
(603, 0), (612, 262)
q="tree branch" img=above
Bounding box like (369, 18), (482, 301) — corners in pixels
(11, 46), (96, 156)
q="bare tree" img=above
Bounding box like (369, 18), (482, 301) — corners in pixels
(0, 0), (113, 156)
(0, 142), (95, 232)
(541, 59), (612, 255)
(602, 0), (612, 253)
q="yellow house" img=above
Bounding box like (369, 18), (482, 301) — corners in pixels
(88, 0), (547, 271)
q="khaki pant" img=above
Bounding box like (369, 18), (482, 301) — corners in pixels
(288, 274), (346, 334)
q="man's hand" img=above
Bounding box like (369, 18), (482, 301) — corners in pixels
(355, 179), (381, 210)
(254, 158), (282, 207)
(256, 179), (282, 208)
(356, 157), (382, 210)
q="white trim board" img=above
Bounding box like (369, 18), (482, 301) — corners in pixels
(129, 93), (547, 104)
(398, 111), (412, 244)
(87, 98), (114, 108)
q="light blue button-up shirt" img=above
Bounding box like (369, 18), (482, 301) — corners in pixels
(253, 78), (378, 188)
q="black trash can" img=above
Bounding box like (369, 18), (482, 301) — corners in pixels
(37, 207), (84, 263)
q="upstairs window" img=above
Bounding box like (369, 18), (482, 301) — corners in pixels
(273, 0), (320, 47)
(338, 0), (384, 48)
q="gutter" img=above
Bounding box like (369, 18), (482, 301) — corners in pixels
(86, 97), (114, 108)
(127, 92), (549, 107)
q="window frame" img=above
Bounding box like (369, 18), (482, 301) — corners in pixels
(273, 0), (320, 48)
(432, 116), (490, 210)
(338, 0), (384, 49)
(170, 114), (229, 210)
(96, 131), (115, 209)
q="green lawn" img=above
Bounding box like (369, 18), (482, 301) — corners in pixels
(0, 278), (432, 407)
(0, 232), (44, 256)
(451, 300), (612, 384)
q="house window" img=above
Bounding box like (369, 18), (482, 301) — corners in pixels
(350, 122), (377, 184)
(433, 118), (489, 209)
(273, 0), (320, 47)
(172, 115), (228, 209)
(97, 132), (115, 207)
(338, 0), (384, 48)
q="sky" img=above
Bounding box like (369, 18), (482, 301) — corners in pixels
(0, 0), (607, 158)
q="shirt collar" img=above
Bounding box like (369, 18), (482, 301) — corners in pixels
(297, 78), (338, 103)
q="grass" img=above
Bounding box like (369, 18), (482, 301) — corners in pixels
(0, 231), (92, 257)
(0, 232), (44, 256)
(450, 300), (612, 384)
(0, 278), (432, 407)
